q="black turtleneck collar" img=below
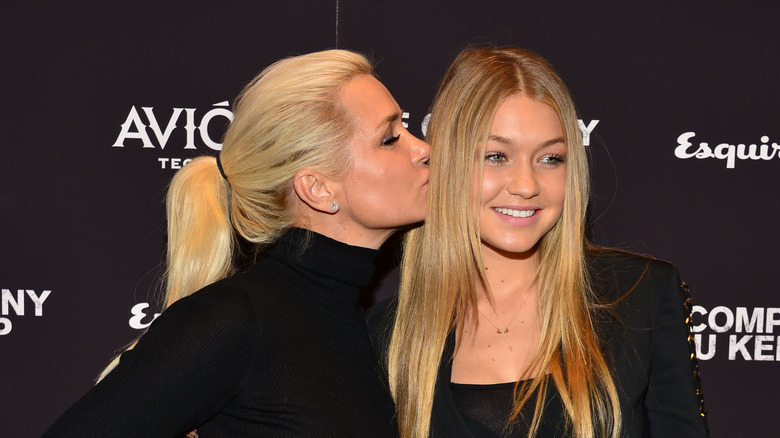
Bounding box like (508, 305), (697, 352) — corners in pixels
(266, 227), (380, 319)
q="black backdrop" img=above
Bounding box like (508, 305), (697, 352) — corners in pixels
(2, 2), (778, 436)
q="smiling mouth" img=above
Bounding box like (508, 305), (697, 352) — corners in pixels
(493, 207), (536, 218)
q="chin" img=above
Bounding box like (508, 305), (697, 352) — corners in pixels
(482, 239), (540, 258)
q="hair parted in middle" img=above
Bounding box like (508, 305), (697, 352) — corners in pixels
(387, 47), (621, 438)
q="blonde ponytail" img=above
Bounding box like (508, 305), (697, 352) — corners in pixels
(163, 156), (234, 305)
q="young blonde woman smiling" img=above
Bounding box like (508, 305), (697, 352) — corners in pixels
(369, 47), (708, 438)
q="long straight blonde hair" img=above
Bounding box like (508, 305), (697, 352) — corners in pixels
(387, 47), (620, 438)
(99, 49), (373, 379)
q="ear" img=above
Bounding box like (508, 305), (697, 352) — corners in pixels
(292, 169), (339, 214)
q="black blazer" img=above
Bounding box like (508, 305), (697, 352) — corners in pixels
(367, 251), (709, 437)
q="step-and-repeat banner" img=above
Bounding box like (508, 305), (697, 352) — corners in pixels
(2, 2), (776, 436)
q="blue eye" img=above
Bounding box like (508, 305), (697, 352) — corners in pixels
(540, 154), (565, 166)
(382, 133), (401, 146)
(485, 152), (507, 163)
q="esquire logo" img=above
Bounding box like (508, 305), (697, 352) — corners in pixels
(1, 288), (51, 335)
(128, 302), (160, 329)
(675, 132), (779, 169)
(691, 305), (780, 361)
(112, 101), (234, 169)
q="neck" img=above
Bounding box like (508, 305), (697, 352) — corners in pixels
(294, 217), (396, 250)
(477, 243), (539, 303)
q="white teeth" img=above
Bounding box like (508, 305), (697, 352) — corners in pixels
(494, 207), (535, 218)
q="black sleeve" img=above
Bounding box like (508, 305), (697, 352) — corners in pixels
(643, 263), (709, 437)
(42, 286), (258, 438)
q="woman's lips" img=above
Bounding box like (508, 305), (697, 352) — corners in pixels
(491, 206), (542, 225)
(493, 207), (537, 218)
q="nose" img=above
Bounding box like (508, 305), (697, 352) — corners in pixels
(409, 134), (430, 166)
(507, 164), (540, 199)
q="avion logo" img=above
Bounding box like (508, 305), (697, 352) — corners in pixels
(112, 101), (234, 169)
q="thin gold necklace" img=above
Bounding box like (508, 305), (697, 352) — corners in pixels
(477, 289), (532, 334)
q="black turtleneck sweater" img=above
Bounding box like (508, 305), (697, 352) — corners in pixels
(43, 228), (398, 437)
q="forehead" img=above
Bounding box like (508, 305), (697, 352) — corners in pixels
(490, 94), (562, 139)
(340, 75), (400, 132)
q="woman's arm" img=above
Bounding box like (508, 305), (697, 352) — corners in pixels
(42, 286), (257, 437)
(643, 264), (709, 437)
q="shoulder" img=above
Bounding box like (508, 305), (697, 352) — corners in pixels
(588, 248), (688, 315)
(141, 270), (267, 352)
(588, 248), (677, 280)
(174, 259), (291, 319)
(589, 248), (680, 294)
(171, 274), (256, 322)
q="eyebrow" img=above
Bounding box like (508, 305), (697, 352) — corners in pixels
(488, 135), (566, 148)
(376, 111), (401, 130)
